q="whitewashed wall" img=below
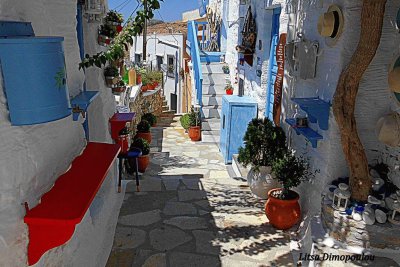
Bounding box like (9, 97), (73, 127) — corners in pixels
(283, 0), (400, 217)
(0, 1), (122, 266)
(221, 0), (288, 117)
(132, 34), (184, 113)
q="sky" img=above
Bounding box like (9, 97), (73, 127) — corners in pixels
(108, 0), (199, 22)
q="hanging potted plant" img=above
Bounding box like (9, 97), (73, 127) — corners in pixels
(188, 107), (201, 141)
(135, 119), (152, 143)
(180, 113), (191, 133)
(112, 80), (126, 95)
(105, 10), (124, 26)
(266, 150), (309, 230)
(238, 118), (287, 199)
(222, 65), (230, 74)
(225, 83), (234, 95)
(104, 65), (120, 87)
(129, 138), (150, 173)
(98, 24), (117, 46)
(142, 113), (157, 127)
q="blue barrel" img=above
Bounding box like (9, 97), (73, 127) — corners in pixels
(0, 37), (71, 125)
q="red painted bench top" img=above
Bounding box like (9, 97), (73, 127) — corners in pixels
(24, 142), (120, 265)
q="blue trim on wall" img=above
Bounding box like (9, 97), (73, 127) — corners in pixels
(265, 7), (281, 120)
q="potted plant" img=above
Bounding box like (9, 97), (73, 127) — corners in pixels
(136, 67), (145, 84)
(225, 83), (234, 95)
(98, 24), (117, 46)
(112, 80), (126, 94)
(104, 10), (124, 26)
(188, 108), (201, 141)
(238, 118), (287, 199)
(104, 65), (119, 87)
(265, 150), (309, 230)
(142, 113), (157, 127)
(180, 113), (191, 133)
(129, 138), (150, 173)
(135, 119), (152, 143)
(222, 65), (230, 74)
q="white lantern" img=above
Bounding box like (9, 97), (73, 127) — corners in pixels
(332, 183), (351, 211)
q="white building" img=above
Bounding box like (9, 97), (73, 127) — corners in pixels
(131, 22), (187, 114)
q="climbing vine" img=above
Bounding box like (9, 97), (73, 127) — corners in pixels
(79, 0), (163, 70)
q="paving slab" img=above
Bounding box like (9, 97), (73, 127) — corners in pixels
(168, 252), (221, 267)
(118, 210), (161, 226)
(178, 190), (208, 201)
(163, 202), (198, 216)
(163, 216), (208, 230)
(149, 226), (192, 251)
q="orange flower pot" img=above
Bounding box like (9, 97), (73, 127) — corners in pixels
(135, 132), (152, 143)
(137, 155), (150, 173)
(188, 126), (201, 141)
(141, 85), (148, 92)
(265, 188), (301, 230)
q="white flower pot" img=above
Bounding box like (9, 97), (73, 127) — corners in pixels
(247, 166), (279, 199)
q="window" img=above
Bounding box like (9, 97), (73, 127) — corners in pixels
(167, 55), (175, 78)
(156, 56), (163, 71)
(135, 53), (142, 64)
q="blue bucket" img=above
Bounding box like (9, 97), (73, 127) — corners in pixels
(0, 36), (71, 125)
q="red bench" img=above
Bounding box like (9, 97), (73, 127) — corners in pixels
(24, 142), (120, 265)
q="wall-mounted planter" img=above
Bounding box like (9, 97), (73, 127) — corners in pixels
(0, 21), (70, 126)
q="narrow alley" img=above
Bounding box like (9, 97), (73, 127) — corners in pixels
(106, 115), (294, 267)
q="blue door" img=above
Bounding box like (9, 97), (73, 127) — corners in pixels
(265, 8), (281, 121)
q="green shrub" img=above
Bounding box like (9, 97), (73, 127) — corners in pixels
(142, 113), (157, 126)
(188, 107), (201, 127)
(238, 118), (286, 172)
(130, 138), (150, 155)
(137, 120), (151, 133)
(104, 65), (119, 77)
(105, 10), (124, 24)
(271, 150), (308, 198)
(180, 114), (191, 130)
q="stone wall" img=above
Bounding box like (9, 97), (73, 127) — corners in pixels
(129, 89), (164, 134)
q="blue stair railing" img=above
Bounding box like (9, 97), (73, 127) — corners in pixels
(187, 21), (203, 106)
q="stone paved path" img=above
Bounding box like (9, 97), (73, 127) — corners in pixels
(106, 116), (294, 267)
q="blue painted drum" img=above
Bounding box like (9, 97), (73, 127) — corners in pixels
(0, 36), (71, 125)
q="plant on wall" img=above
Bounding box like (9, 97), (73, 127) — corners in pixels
(79, 0), (163, 70)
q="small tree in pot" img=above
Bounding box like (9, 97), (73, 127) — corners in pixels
(180, 113), (191, 133)
(266, 150), (309, 230)
(188, 107), (201, 141)
(135, 119), (152, 143)
(238, 118), (286, 199)
(129, 138), (150, 173)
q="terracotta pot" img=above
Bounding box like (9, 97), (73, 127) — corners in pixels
(112, 86), (125, 94)
(226, 89), (233, 95)
(188, 126), (201, 141)
(265, 188), (301, 230)
(141, 85), (148, 92)
(136, 132), (152, 143)
(137, 74), (142, 84)
(137, 155), (150, 173)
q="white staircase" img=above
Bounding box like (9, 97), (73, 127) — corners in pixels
(201, 62), (227, 144)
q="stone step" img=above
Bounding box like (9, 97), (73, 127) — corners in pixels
(201, 118), (220, 131)
(202, 84), (226, 95)
(201, 130), (220, 143)
(162, 100), (168, 106)
(201, 106), (221, 119)
(162, 105), (169, 111)
(160, 110), (176, 118)
(202, 94), (223, 106)
(232, 154), (250, 179)
(201, 73), (228, 85)
(201, 63), (226, 74)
